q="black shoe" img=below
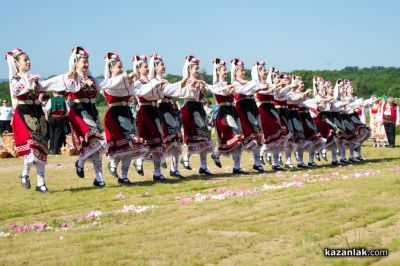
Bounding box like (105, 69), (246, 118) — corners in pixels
(211, 153), (222, 168)
(93, 179), (106, 187)
(20, 175), (31, 189)
(297, 163), (308, 169)
(180, 158), (192, 170)
(233, 168), (249, 175)
(108, 162), (118, 178)
(331, 161), (340, 166)
(272, 165), (285, 171)
(340, 159), (350, 164)
(170, 170), (184, 178)
(315, 153), (321, 162)
(153, 174), (168, 182)
(161, 161), (168, 169)
(118, 178), (132, 185)
(308, 162), (318, 167)
(75, 160), (84, 178)
(356, 156), (366, 162)
(133, 160), (144, 176)
(35, 184), (49, 193)
(348, 158), (357, 163)
(199, 168), (213, 175)
(252, 164), (265, 173)
(285, 163), (294, 170)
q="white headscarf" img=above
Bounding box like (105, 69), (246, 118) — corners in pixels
(266, 66), (279, 85)
(212, 58), (226, 84)
(5, 48), (24, 107)
(132, 55), (147, 76)
(230, 59), (244, 84)
(69, 46), (92, 76)
(103, 52), (121, 80)
(313, 76), (324, 97)
(291, 75), (302, 86)
(182, 55), (200, 79)
(251, 61), (266, 81)
(334, 79), (343, 99)
(148, 53), (163, 80)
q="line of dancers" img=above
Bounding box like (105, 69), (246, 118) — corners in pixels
(5, 47), (375, 193)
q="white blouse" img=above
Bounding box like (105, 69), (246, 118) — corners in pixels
(11, 72), (45, 96)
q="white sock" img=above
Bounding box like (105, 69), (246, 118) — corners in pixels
(36, 162), (45, 186)
(136, 157), (143, 168)
(252, 146), (261, 166)
(109, 156), (120, 172)
(22, 159), (33, 177)
(340, 145), (346, 160)
(121, 156), (132, 180)
(232, 148), (242, 169)
(331, 147), (338, 162)
(356, 146), (362, 157)
(182, 151), (191, 167)
(92, 153), (104, 182)
(153, 153), (161, 176)
(349, 145), (355, 159)
(200, 152), (207, 169)
(297, 150), (304, 164)
(260, 144), (267, 156)
(273, 152), (280, 167)
(78, 156), (85, 169)
(309, 148), (315, 164)
(170, 147), (180, 172)
(285, 152), (292, 165)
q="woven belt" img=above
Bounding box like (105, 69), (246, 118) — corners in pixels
(74, 98), (96, 104)
(108, 101), (127, 107)
(259, 100), (274, 104)
(219, 102), (234, 106)
(18, 100), (40, 105)
(139, 101), (157, 107)
(236, 96), (254, 102)
(159, 99), (173, 104)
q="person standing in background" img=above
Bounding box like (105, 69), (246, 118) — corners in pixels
(0, 100), (13, 134)
(44, 91), (69, 154)
(381, 96), (399, 148)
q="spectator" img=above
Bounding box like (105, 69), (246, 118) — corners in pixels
(381, 96), (400, 148)
(0, 99), (13, 134)
(44, 91), (69, 154)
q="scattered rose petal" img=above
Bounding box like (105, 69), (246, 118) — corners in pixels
(115, 192), (126, 199)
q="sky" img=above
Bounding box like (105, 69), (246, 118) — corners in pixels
(1, 0), (400, 78)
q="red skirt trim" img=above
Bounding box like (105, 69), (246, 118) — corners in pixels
(12, 104), (48, 163)
(136, 105), (165, 153)
(104, 108), (149, 159)
(69, 104), (107, 159)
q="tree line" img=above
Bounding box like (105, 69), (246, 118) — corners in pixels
(1, 66), (399, 105)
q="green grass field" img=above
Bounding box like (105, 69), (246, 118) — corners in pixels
(1, 138), (400, 265)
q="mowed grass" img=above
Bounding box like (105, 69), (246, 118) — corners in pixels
(1, 138), (400, 265)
